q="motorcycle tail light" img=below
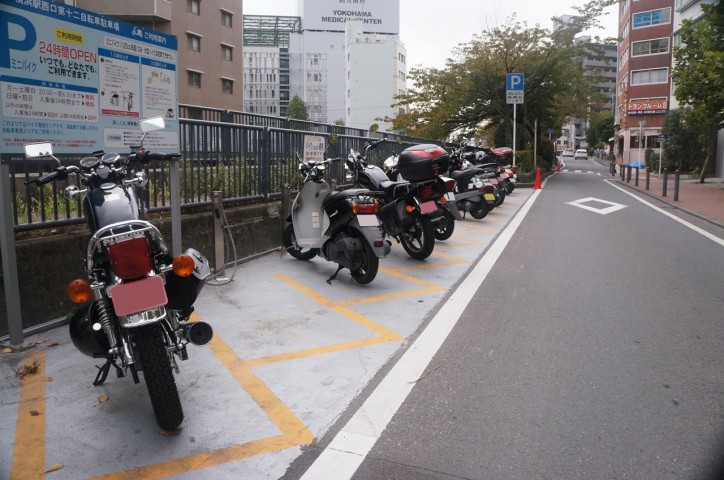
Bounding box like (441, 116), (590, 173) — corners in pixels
(353, 198), (379, 215)
(405, 204), (415, 213)
(107, 237), (153, 280)
(173, 254), (196, 278)
(67, 279), (92, 304)
(444, 178), (456, 192)
(482, 185), (495, 193)
(418, 185), (434, 201)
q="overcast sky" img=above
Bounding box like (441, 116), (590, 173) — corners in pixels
(242, 0), (618, 70)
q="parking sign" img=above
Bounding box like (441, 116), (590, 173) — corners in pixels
(506, 73), (524, 104)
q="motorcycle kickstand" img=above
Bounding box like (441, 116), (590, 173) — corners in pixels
(326, 264), (344, 284)
(93, 357), (124, 386)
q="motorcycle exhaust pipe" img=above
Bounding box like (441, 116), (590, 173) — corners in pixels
(186, 321), (214, 346)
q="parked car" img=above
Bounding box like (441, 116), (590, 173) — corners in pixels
(574, 149), (588, 159)
(561, 148), (574, 157)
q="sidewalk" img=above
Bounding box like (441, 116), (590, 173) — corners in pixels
(614, 168), (724, 227)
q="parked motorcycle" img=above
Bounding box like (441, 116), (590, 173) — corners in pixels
(23, 117), (212, 431)
(445, 147), (499, 219)
(346, 139), (454, 259)
(283, 148), (390, 284)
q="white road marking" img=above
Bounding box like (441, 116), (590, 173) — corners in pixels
(299, 190), (542, 480)
(606, 180), (724, 247)
(566, 197), (628, 215)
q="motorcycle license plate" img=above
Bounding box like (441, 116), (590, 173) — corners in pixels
(357, 214), (379, 227)
(110, 276), (168, 317)
(484, 193), (496, 201)
(489, 178), (499, 185)
(419, 200), (437, 215)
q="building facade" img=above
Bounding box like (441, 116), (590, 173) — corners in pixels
(72, 0), (244, 112)
(614, 0), (675, 164)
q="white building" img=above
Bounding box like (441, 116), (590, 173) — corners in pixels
(245, 0), (405, 130)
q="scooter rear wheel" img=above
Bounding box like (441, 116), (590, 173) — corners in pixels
(283, 224), (319, 261)
(434, 207), (455, 241)
(350, 243), (379, 285)
(400, 214), (435, 260)
(469, 202), (492, 220)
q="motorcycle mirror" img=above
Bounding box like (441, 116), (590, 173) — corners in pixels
(24, 142), (54, 159)
(369, 123), (379, 133)
(140, 116), (166, 133)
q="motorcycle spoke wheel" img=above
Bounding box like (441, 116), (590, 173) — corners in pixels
(434, 208), (455, 241)
(134, 323), (183, 430)
(400, 215), (435, 260)
(283, 224), (319, 261)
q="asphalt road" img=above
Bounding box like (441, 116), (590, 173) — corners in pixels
(290, 159), (724, 480)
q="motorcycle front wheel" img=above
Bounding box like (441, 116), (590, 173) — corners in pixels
(434, 207), (455, 241)
(350, 241), (379, 285)
(134, 323), (183, 430)
(283, 224), (319, 261)
(400, 214), (435, 260)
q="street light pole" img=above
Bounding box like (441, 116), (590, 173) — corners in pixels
(638, 120), (646, 165)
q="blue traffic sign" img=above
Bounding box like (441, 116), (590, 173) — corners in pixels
(506, 73), (524, 91)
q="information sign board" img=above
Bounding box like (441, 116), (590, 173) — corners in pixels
(0, 0), (179, 153)
(303, 135), (326, 163)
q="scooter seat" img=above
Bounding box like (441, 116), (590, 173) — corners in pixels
(449, 169), (480, 182)
(322, 188), (370, 208)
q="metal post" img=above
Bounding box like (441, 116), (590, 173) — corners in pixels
(169, 157), (182, 256)
(512, 104), (517, 166)
(626, 165), (631, 183)
(645, 167), (650, 190)
(635, 167), (639, 186)
(0, 161), (24, 345)
(662, 169), (668, 197)
(260, 127), (272, 199)
(674, 170), (680, 201)
(212, 191), (226, 275)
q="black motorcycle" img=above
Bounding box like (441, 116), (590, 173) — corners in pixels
(24, 117), (212, 431)
(346, 139), (454, 260)
(444, 147), (500, 220)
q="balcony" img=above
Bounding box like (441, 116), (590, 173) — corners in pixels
(76, 0), (172, 23)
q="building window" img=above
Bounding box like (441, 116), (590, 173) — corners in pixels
(633, 8), (671, 28)
(221, 10), (233, 27)
(222, 78), (234, 95)
(222, 45), (233, 61)
(620, 20), (630, 39)
(188, 0), (200, 15)
(188, 71), (202, 88)
(187, 33), (201, 52)
(631, 68), (668, 85)
(619, 46), (629, 68)
(632, 38), (669, 56)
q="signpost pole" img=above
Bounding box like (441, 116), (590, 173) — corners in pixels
(512, 104), (517, 167)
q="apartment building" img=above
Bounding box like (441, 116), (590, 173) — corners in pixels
(614, 0), (675, 164)
(72, 0), (244, 112)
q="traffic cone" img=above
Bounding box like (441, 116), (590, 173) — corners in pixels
(556, 162), (561, 173)
(533, 168), (542, 190)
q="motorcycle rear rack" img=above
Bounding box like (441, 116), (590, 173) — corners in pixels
(86, 220), (167, 272)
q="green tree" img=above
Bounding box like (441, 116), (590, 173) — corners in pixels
(585, 110), (614, 149)
(662, 108), (706, 173)
(391, 0), (616, 147)
(287, 95), (309, 120)
(671, 2), (724, 182)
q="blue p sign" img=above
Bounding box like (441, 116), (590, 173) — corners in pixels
(506, 73), (524, 91)
(0, 11), (37, 69)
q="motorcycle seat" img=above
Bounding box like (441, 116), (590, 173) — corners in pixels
(378, 179), (411, 199)
(448, 169), (481, 182)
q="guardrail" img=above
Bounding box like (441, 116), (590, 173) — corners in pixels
(5, 111), (445, 232)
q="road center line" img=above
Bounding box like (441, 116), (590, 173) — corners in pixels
(299, 189), (542, 480)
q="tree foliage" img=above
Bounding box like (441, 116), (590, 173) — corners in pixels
(662, 108), (706, 173)
(287, 95), (309, 120)
(391, 0), (616, 150)
(586, 110), (615, 149)
(671, 2), (724, 181)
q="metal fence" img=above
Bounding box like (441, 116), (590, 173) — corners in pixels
(4, 106), (446, 232)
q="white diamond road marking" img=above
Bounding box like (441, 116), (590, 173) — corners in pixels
(566, 197), (628, 215)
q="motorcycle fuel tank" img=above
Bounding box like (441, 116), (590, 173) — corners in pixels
(84, 185), (141, 232)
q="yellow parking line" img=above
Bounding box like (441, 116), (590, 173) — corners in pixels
(10, 351), (45, 480)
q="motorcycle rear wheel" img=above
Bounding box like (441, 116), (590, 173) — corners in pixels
(400, 214), (435, 260)
(283, 224), (319, 261)
(134, 323), (183, 430)
(494, 189), (506, 207)
(434, 207), (455, 241)
(350, 241), (379, 284)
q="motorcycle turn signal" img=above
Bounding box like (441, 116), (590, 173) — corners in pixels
(67, 279), (92, 304)
(172, 254), (196, 277)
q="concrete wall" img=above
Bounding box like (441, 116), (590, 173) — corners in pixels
(0, 202), (283, 338)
